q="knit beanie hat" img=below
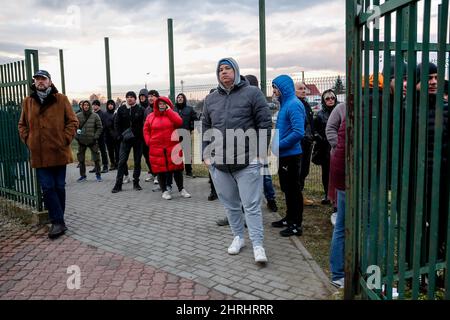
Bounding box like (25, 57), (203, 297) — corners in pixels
(126, 91), (137, 99)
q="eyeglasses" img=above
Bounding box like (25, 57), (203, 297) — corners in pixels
(325, 96), (336, 101)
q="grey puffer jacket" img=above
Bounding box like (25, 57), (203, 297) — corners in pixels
(201, 58), (272, 172)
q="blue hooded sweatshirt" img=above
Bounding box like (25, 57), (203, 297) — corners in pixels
(272, 75), (305, 157)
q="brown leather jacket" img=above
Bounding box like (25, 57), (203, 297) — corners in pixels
(18, 84), (79, 168)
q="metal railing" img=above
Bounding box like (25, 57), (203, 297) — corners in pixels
(346, 0), (449, 300)
(0, 50), (42, 211)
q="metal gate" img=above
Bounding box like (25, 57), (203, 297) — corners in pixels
(345, 0), (450, 299)
(0, 50), (42, 211)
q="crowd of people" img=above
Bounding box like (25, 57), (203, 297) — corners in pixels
(17, 55), (448, 289)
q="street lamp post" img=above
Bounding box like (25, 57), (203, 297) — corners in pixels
(180, 80), (184, 93)
(145, 72), (150, 89)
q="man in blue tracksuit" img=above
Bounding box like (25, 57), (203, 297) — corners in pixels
(271, 75), (306, 237)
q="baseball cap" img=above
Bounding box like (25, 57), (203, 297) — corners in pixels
(33, 70), (51, 80)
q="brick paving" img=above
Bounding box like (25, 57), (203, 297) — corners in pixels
(0, 164), (335, 300)
(0, 227), (230, 300)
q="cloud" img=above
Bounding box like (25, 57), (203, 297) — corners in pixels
(0, 42), (59, 64)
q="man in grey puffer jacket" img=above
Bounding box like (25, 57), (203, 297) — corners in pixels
(202, 58), (272, 264)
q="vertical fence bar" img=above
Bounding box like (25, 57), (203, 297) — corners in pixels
(381, 11), (394, 300)
(369, 1), (381, 287)
(428, 0), (449, 300)
(104, 37), (112, 100)
(345, 0), (359, 300)
(391, 7), (406, 299)
(412, 0), (430, 299)
(361, 1), (371, 286)
(401, 3), (419, 299)
(59, 49), (66, 95)
(168, 19), (175, 104)
(447, 18), (450, 300)
(259, 0), (267, 97)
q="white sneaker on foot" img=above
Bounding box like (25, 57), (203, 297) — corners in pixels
(162, 191), (172, 200)
(331, 278), (344, 289)
(145, 174), (153, 182)
(331, 212), (337, 226)
(253, 246), (268, 263)
(154, 176), (159, 185)
(228, 236), (245, 255)
(180, 189), (191, 198)
(123, 176), (131, 184)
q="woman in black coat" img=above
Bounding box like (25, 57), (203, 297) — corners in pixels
(313, 89), (338, 204)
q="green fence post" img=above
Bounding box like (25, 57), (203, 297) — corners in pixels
(259, 0), (267, 97)
(168, 18), (175, 104)
(59, 49), (66, 95)
(104, 37), (112, 100)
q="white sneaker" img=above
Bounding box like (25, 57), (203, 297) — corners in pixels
(228, 236), (245, 255)
(253, 246), (268, 263)
(123, 176), (131, 184)
(154, 176), (159, 185)
(145, 174), (153, 182)
(162, 191), (172, 200)
(331, 278), (344, 289)
(331, 212), (337, 226)
(180, 189), (191, 198)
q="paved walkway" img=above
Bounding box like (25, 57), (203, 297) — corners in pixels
(1, 164), (335, 300)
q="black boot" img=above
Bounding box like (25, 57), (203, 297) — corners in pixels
(48, 223), (66, 239)
(208, 192), (218, 201)
(101, 165), (109, 173)
(111, 183), (122, 193)
(89, 168), (96, 173)
(133, 181), (142, 191)
(267, 199), (278, 212)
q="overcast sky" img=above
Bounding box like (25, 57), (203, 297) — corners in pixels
(0, 0), (346, 98)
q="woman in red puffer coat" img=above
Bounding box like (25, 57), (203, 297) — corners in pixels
(143, 96), (191, 200)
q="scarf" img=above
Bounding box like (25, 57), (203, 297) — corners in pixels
(36, 87), (52, 103)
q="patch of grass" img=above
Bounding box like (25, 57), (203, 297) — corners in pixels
(272, 175), (334, 277)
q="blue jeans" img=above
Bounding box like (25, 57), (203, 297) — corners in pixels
(263, 172), (275, 201)
(209, 163), (264, 247)
(330, 189), (345, 281)
(36, 166), (67, 225)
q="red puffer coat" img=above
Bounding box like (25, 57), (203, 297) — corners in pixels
(143, 97), (184, 174)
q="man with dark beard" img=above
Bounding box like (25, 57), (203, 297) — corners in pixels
(18, 70), (79, 239)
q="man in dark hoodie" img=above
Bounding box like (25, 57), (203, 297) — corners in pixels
(104, 99), (118, 170)
(18, 70), (79, 239)
(138, 88), (154, 182)
(91, 99), (109, 173)
(174, 92), (198, 177)
(111, 91), (145, 193)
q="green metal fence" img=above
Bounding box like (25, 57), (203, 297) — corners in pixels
(346, 0), (450, 299)
(0, 50), (42, 211)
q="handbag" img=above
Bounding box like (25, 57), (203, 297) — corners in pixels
(76, 113), (92, 140)
(121, 127), (135, 141)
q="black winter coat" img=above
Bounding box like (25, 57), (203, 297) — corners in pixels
(114, 104), (145, 141)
